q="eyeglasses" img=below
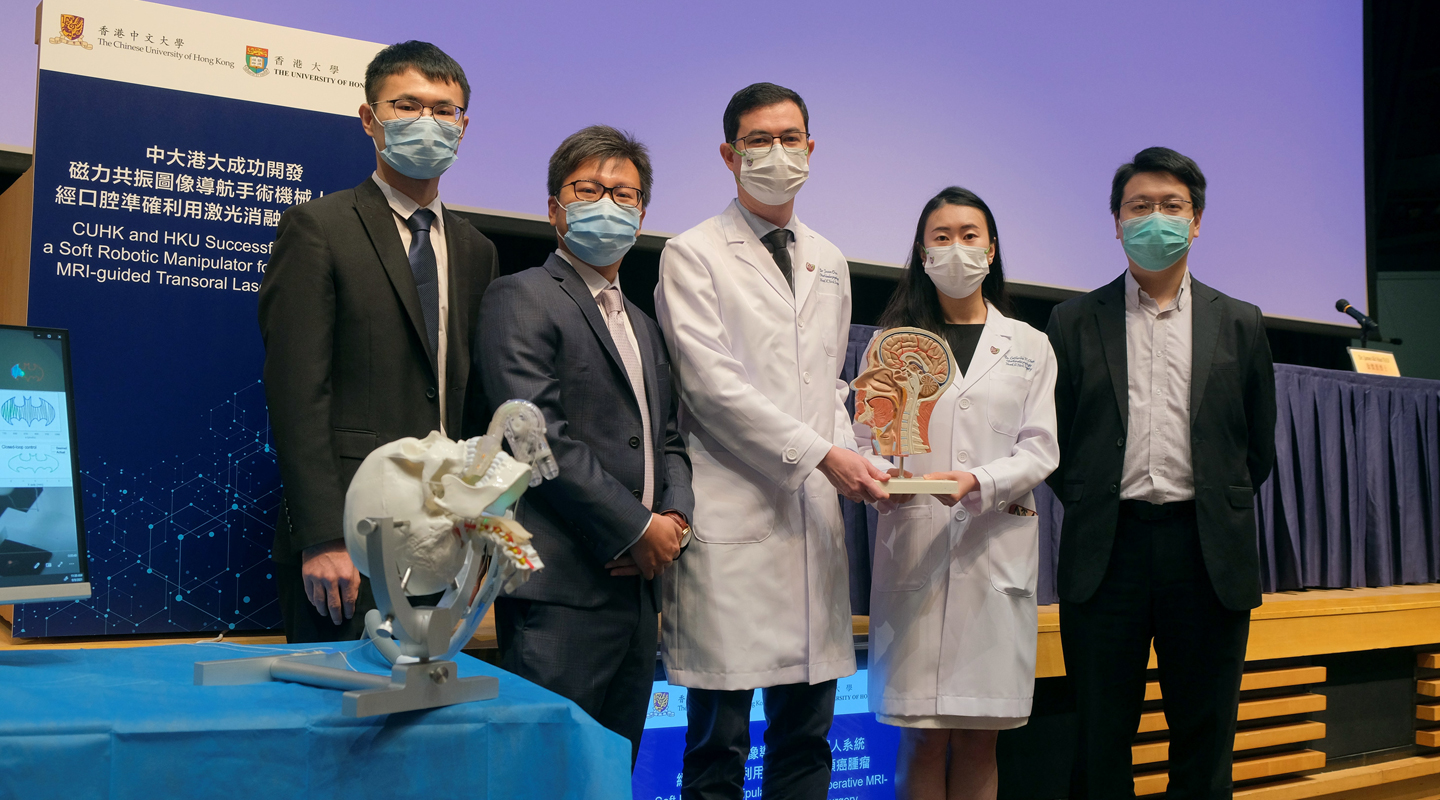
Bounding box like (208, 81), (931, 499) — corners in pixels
(561, 179), (644, 208)
(1120, 199), (1194, 217)
(371, 98), (466, 126)
(730, 131), (810, 153)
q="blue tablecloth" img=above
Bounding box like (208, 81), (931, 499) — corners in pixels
(0, 642), (631, 800)
(1258, 364), (1440, 592)
(842, 326), (1440, 609)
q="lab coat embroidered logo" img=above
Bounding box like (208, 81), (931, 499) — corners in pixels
(990, 346), (999, 354)
(806, 262), (816, 271)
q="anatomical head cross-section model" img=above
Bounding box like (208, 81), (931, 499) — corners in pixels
(853, 327), (957, 458)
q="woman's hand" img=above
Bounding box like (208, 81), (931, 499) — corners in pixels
(922, 470), (979, 507)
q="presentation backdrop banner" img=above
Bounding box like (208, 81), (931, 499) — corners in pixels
(633, 666), (899, 800)
(18, 0), (381, 636)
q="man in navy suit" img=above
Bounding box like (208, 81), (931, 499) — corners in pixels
(474, 125), (693, 764)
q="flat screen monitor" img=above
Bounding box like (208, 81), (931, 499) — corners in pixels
(0, 324), (90, 604)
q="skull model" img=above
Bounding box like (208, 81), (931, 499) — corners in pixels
(343, 400), (558, 598)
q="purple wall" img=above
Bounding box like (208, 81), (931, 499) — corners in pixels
(4, 0), (1365, 323)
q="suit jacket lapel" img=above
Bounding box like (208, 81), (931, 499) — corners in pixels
(1094, 274), (1129, 432)
(627, 298), (663, 443)
(442, 207), (471, 434)
(545, 254), (628, 386)
(356, 178), (437, 375)
(722, 204), (795, 309)
(1189, 277), (1222, 424)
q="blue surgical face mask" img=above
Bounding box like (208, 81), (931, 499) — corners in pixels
(560, 198), (641, 267)
(377, 117), (461, 180)
(1120, 212), (1194, 272)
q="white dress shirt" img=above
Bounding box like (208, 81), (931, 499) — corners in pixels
(1120, 268), (1195, 503)
(372, 171), (451, 435)
(555, 249), (654, 556)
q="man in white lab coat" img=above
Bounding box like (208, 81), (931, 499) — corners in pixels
(654, 82), (890, 800)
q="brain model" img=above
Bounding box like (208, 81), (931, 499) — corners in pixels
(853, 327), (956, 457)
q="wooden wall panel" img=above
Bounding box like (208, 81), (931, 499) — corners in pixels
(0, 168), (32, 325)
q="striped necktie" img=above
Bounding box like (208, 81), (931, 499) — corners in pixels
(600, 286), (653, 509)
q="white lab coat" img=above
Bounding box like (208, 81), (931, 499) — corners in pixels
(859, 307), (1059, 721)
(655, 201), (857, 691)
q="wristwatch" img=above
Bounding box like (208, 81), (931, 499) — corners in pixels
(664, 510), (693, 552)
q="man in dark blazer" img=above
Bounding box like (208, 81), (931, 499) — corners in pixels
(475, 125), (693, 763)
(1045, 147), (1276, 799)
(258, 41), (497, 643)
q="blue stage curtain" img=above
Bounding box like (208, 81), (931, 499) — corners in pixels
(1259, 365), (1440, 592)
(842, 327), (1440, 612)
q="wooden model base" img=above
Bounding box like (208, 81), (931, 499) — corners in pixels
(882, 478), (959, 495)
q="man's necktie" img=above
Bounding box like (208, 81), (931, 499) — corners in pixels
(600, 286), (654, 509)
(761, 228), (794, 292)
(405, 208), (440, 358)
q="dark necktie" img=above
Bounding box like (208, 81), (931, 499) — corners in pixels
(405, 208), (440, 359)
(761, 228), (794, 292)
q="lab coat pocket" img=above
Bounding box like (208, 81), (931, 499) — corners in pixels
(874, 505), (935, 592)
(986, 374), (1030, 436)
(988, 512), (1038, 597)
(689, 448), (779, 544)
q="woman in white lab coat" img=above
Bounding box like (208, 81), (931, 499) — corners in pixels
(859, 187), (1059, 800)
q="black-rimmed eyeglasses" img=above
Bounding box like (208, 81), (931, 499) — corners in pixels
(371, 98), (465, 126)
(561, 179), (644, 208)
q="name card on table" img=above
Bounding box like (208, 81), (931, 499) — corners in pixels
(1348, 347), (1401, 377)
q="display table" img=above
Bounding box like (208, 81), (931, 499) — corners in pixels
(0, 642), (631, 799)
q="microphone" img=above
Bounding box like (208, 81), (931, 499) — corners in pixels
(1335, 299), (1379, 331)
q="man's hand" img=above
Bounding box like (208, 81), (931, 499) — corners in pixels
(605, 513), (684, 579)
(923, 470), (980, 508)
(882, 468), (915, 506)
(819, 446), (890, 503)
(300, 540), (361, 625)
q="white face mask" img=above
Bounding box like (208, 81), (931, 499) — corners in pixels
(923, 243), (991, 299)
(736, 144), (809, 205)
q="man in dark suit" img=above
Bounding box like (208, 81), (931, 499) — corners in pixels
(1045, 147), (1277, 799)
(475, 125), (693, 763)
(258, 41), (497, 643)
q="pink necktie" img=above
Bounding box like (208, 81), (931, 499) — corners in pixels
(600, 286), (654, 509)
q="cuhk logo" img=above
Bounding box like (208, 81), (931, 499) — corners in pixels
(48, 14), (93, 50)
(650, 692), (670, 716)
(246, 46), (269, 76)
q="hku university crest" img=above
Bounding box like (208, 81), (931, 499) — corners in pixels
(245, 46), (269, 76)
(48, 14), (93, 50)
